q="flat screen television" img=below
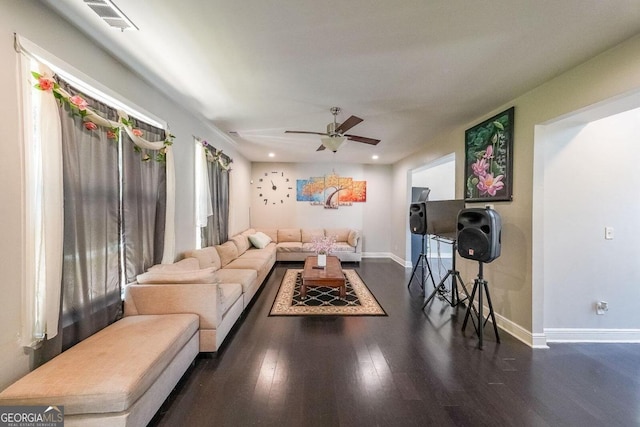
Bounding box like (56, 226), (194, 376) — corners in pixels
(425, 199), (466, 239)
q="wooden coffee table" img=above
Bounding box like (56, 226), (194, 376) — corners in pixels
(301, 256), (346, 299)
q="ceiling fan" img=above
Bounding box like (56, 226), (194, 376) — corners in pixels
(285, 107), (380, 152)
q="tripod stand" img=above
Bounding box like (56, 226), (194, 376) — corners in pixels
(422, 238), (470, 309)
(406, 234), (437, 295)
(462, 261), (500, 349)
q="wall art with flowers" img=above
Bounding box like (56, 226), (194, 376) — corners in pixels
(464, 107), (514, 202)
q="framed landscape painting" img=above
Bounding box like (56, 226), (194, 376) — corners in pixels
(464, 107), (514, 202)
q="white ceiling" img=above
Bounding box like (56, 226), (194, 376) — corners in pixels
(42, 0), (640, 164)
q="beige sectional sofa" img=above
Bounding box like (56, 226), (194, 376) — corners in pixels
(258, 227), (362, 262)
(0, 314), (199, 427)
(0, 227), (361, 427)
(125, 227), (361, 353)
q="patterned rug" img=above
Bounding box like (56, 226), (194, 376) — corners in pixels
(269, 269), (387, 316)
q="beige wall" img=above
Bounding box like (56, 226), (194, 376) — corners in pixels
(392, 33), (640, 344)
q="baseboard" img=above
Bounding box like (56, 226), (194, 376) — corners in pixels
(362, 252), (393, 259)
(544, 328), (640, 343)
(463, 300), (544, 348)
(492, 311), (542, 348)
(388, 254), (411, 268)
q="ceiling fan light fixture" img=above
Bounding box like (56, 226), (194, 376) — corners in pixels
(321, 136), (345, 152)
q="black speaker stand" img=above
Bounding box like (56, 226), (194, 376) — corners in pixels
(406, 234), (437, 296)
(462, 261), (500, 349)
(422, 239), (470, 310)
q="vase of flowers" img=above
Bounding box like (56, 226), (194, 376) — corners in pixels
(311, 235), (336, 268)
(317, 253), (327, 267)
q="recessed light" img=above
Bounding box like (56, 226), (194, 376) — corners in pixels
(372, 155), (379, 160)
(268, 153), (275, 158)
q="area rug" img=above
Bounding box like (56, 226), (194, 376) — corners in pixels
(269, 269), (387, 316)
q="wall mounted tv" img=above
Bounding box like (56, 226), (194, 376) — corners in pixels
(425, 199), (466, 239)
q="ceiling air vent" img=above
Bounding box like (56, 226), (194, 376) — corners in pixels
(83, 0), (138, 31)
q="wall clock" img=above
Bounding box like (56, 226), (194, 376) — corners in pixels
(254, 171), (293, 205)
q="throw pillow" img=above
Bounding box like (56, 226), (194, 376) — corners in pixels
(248, 231), (272, 249)
(348, 230), (360, 247)
(136, 266), (217, 284)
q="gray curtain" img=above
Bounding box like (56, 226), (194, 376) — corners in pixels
(57, 80), (121, 351)
(201, 150), (230, 247)
(121, 119), (166, 283)
(38, 80), (167, 356)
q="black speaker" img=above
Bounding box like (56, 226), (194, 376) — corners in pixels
(457, 208), (502, 263)
(409, 202), (427, 235)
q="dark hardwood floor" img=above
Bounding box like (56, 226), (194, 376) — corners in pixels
(149, 259), (640, 427)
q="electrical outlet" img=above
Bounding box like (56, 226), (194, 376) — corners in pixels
(596, 301), (608, 315)
(605, 227), (614, 240)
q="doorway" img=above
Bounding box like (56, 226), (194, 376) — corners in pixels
(409, 153), (456, 268)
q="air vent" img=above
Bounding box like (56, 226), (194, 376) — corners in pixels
(84, 0), (138, 31)
(228, 131), (239, 136)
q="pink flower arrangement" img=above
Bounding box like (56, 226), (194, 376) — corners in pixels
(107, 129), (117, 139)
(69, 95), (88, 111)
(84, 121), (97, 131)
(132, 129), (144, 137)
(311, 235), (336, 255)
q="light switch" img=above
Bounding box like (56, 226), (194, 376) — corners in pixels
(605, 227), (614, 240)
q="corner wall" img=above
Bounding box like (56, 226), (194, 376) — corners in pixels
(392, 33), (640, 343)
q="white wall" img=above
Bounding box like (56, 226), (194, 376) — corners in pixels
(250, 162), (392, 255)
(0, 0), (251, 389)
(411, 154), (456, 258)
(542, 108), (640, 330)
(411, 154), (456, 201)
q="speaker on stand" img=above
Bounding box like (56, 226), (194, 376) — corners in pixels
(421, 237), (470, 310)
(407, 202), (437, 295)
(457, 207), (502, 349)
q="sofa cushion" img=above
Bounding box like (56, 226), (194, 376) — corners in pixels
(277, 242), (303, 252)
(277, 228), (301, 243)
(226, 258), (271, 280)
(218, 283), (243, 317)
(325, 228), (350, 242)
(147, 258), (200, 272)
(136, 267), (217, 284)
(241, 228), (256, 237)
(215, 241), (239, 267)
(213, 269), (258, 294)
(332, 242), (356, 253)
(348, 229), (360, 247)
(248, 231), (272, 249)
(0, 314), (198, 414)
(184, 247), (221, 270)
(255, 228), (278, 243)
(230, 234), (251, 255)
(301, 228), (325, 243)
(241, 244), (276, 260)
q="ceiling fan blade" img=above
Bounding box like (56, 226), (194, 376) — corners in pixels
(316, 144), (326, 151)
(345, 134), (380, 145)
(335, 115), (363, 134)
(285, 130), (327, 136)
